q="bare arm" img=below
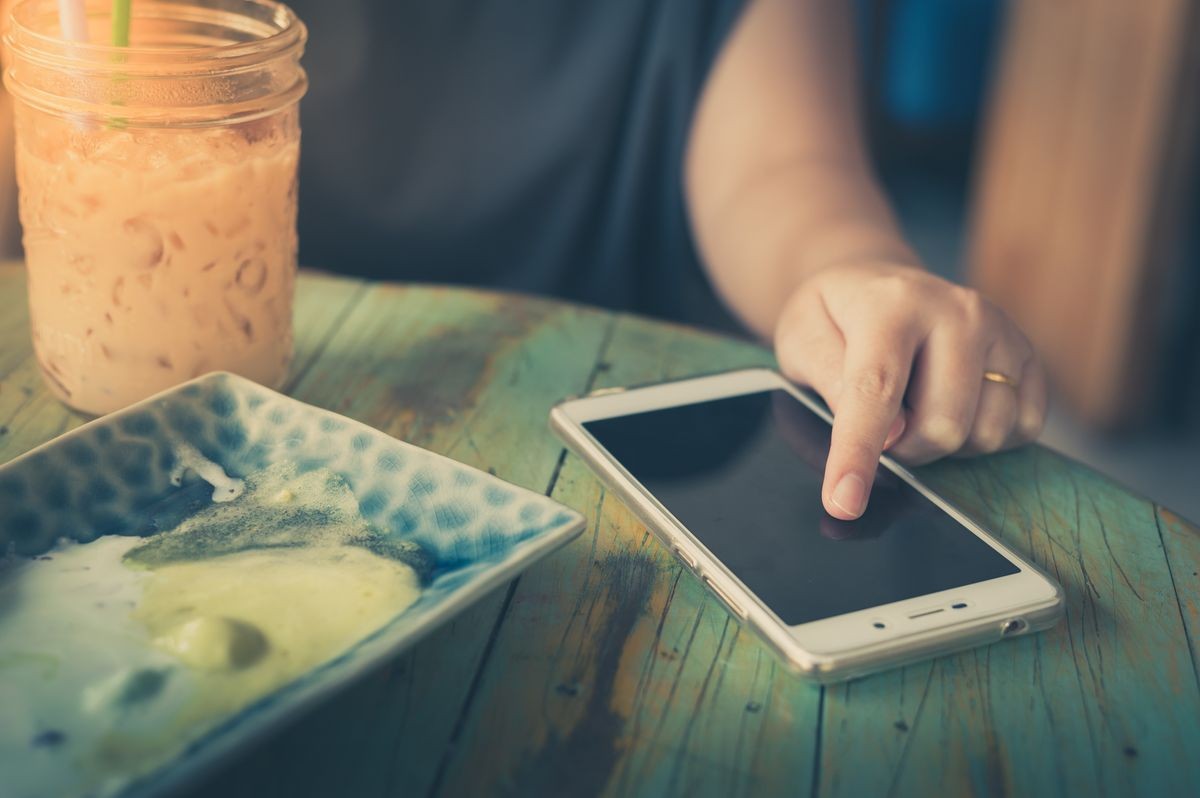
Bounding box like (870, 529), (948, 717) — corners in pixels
(687, 0), (914, 338)
(686, 0), (1047, 519)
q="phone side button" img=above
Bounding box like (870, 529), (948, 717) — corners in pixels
(673, 545), (699, 571)
(703, 576), (746, 620)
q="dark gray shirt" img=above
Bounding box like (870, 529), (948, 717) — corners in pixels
(289, 0), (745, 322)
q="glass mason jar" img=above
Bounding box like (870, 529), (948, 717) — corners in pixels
(3, 0), (307, 415)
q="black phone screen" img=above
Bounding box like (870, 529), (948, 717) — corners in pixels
(583, 390), (1019, 624)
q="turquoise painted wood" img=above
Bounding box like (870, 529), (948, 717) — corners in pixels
(1, 262), (1198, 797)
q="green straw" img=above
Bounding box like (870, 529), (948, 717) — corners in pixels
(108, 0), (131, 127)
(111, 0), (131, 47)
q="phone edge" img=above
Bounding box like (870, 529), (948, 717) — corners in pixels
(548, 370), (1066, 683)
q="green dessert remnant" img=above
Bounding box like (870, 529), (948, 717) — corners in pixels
(117, 461), (429, 721)
(124, 461), (432, 580)
(152, 617), (268, 671)
(0, 461), (432, 798)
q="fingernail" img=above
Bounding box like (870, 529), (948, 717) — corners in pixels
(884, 415), (907, 450)
(830, 473), (866, 518)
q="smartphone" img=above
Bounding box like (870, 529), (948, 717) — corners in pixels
(550, 368), (1064, 683)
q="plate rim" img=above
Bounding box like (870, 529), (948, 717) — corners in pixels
(1, 371), (587, 798)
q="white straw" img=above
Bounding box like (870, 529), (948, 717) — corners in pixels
(57, 0), (92, 131)
(57, 0), (89, 43)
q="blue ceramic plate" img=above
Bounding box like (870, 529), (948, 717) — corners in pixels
(0, 373), (585, 798)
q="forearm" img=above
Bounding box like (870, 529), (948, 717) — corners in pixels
(689, 154), (917, 339)
(686, 0), (1046, 520)
(685, 0), (918, 339)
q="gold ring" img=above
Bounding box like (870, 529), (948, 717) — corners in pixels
(983, 370), (1019, 389)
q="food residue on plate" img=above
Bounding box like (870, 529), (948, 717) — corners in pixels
(0, 459), (429, 798)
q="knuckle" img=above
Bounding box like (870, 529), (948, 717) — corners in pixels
(947, 286), (996, 334)
(971, 421), (1008, 452)
(1017, 406), (1046, 440)
(777, 333), (838, 387)
(956, 286), (989, 318)
(849, 362), (906, 404)
(875, 273), (923, 305)
(916, 413), (971, 453)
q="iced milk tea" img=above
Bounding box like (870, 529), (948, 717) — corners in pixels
(4, 0), (308, 415)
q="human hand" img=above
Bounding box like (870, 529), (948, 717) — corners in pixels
(774, 262), (1047, 520)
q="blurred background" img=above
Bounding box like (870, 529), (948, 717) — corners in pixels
(852, 0), (1200, 521)
(0, 0), (1197, 519)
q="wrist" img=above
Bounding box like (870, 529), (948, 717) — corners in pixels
(787, 230), (923, 291)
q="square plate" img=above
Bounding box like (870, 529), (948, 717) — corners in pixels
(0, 372), (585, 798)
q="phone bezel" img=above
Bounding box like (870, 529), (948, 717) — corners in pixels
(550, 367), (1064, 681)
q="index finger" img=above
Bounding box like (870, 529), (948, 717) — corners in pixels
(822, 331), (918, 520)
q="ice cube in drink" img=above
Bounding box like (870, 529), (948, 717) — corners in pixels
(15, 114), (300, 415)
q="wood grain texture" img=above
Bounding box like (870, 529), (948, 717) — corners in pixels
(1158, 507), (1200, 689)
(2, 264), (1199, 796)
(183, 282), (615, 798)
(818, 451), (1200, 797)
(433, 314), (818, 798)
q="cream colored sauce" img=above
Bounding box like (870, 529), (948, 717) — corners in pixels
(0, 462), (427, 798)
(136, 544), (420, 712)
(153, 617), (268, 671)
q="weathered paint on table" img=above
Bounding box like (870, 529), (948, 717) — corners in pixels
(2, 262), (1198, 797)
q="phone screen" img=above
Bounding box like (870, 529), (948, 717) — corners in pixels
(583, 390), (1019, 624)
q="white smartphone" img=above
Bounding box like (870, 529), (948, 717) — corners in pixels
(550, 368), (1064, 683)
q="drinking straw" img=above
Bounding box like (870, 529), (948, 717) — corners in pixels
(108, 0), (132, 128)
(56, 0), (91, 130)
(57, 0), (88, 42)
(111, 0), (131, 47)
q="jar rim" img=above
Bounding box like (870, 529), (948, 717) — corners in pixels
(6, 0), (305, 71)
(4, 0), (307, 126)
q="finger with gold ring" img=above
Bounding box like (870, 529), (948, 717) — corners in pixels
(983, 370), (1019, 388)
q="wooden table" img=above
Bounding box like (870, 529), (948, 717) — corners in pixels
(2, 263), (1199, 797)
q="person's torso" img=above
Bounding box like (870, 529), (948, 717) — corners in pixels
(288, 0), (743, 320)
